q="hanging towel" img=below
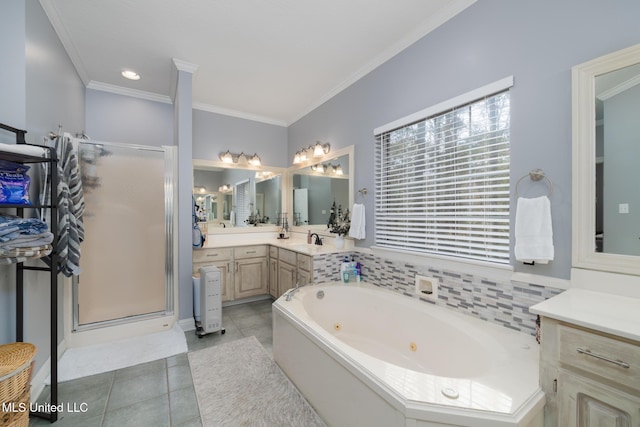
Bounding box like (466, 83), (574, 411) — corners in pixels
(514, 196), (554, 264)
(40, 135), (85, 277)
(348, 203), (366, 240)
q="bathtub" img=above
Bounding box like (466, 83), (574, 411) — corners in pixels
(272, 282), (545, 427)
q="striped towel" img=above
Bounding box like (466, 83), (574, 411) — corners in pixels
(40, 135), (85, 277)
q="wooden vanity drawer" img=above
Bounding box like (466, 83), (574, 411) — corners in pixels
(234, 245), (267, 259)
(558, 325), (640, 392)
(297, 254), (312, 272)
(193, 247), (232, 262)
(278, 248), (297, 265)
(269, 246), (278, 258)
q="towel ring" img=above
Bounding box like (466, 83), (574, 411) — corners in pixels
(515, 169), (553, 198)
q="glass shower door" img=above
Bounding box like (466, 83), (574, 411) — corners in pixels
(74, 141), (173, 328)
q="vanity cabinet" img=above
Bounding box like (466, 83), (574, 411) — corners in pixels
(193, 245), (268, 302)
(539, 317), (640, 427)
(234, 245), (268, 299)
(268, 246), (278, 298)
(276, 248), (297, 298)
(193, 248), (234, 302)
(296, 253), (313, 286)
(270, 248), (314, 298)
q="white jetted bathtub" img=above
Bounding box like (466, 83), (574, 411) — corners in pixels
(273, 282), (545, 427)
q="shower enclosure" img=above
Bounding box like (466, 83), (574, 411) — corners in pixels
(72, 141), (175, 331)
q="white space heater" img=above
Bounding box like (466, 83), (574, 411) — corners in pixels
(194, 265), (225, 338)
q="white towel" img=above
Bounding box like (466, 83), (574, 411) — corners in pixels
(514, 196), (554, 264)
(348, 203), (366, 240)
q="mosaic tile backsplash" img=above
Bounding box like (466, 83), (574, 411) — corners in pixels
(312, 251), (563, 337)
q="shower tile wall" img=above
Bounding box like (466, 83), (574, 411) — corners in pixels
(312, 251), (563, 337)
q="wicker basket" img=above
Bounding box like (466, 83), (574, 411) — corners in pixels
(0, 342), (36, 403)
(1, 389), (30, 427)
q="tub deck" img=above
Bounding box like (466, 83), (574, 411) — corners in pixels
(273, 282), (545, 427)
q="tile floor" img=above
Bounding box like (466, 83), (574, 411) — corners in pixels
(29, 298), (274, 427)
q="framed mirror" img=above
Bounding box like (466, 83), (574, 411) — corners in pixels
(193, 160), (284, 230)
(289, 145), (354, 232)
(572, 43), (640, 276)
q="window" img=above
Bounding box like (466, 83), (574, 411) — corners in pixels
(234, 180), (250, 226)
(374, 79), (512, 264)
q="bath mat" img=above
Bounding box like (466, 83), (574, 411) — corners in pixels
(45, 322), (187, 384)
(189, 336), (325, 427)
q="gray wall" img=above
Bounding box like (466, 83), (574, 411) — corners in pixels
(192, 109), (288, 167)
(0, 0), (85, 372)
(86, 89), (173, 146)
(287, 0), (640, 280)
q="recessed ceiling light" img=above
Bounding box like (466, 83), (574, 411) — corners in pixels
(121, 70), (141, 80)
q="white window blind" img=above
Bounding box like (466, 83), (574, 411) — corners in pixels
(374, 89), (511, 264)
(234, 180), (250, 226)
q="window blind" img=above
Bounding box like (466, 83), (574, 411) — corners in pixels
(374, 90), (511, 264)
(235, 180), (250, 226)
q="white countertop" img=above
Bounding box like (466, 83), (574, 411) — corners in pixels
(200, 233), (351, 256)
(530, 288), (640, 342)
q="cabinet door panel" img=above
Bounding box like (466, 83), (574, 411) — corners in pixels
(278, 262), (296, 297)
(558, 369), (638, 427)
(269, 258), (278, 298)
(235, 258), (268, 299)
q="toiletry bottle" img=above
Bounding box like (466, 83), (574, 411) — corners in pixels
(355, 262), (362, 282)
(341, 256), (350, 283)
(307, 230), (311, 244)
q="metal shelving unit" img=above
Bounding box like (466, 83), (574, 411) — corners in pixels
(0, 122), (59, 423)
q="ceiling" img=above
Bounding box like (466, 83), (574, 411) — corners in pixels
(40, 0), (475, 126)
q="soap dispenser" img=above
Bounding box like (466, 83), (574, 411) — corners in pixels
(307, 230), (312, 244)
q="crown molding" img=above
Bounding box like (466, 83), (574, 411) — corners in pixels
(87, 81), (172, 104)
(192, 102), (287, 127)
(172, 58), (199, 74)
(39, 0), (90, 85)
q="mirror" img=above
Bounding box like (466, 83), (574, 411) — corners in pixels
(292, 154), (350, 226)
(193, 161), (283, 229)
(289, 145), (354, 231)
(572, 43), (640, 276)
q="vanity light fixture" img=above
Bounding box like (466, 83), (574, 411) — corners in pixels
(121, 70), (141, 81)
(218, 183), (231, 192)
(219, 150), (262, 167)
(220, 150), (234, 164)
(249, 153), (261, 166)
(313, 141), (331, 157)
(334, 165), (343, 175)
(292, 141), (330, 164)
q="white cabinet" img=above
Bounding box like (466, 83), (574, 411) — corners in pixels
(539, 318), (640, 427)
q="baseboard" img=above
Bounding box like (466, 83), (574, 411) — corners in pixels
(30, 338), (67, 404)
(178, 317), (196, 332)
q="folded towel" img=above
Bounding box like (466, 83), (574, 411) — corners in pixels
(348, 203), (366, 240)
(514, 196), (554, 264)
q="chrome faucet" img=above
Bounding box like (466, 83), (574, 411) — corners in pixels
(284, 282), (310, 301)
(310, 233), (322, 245)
